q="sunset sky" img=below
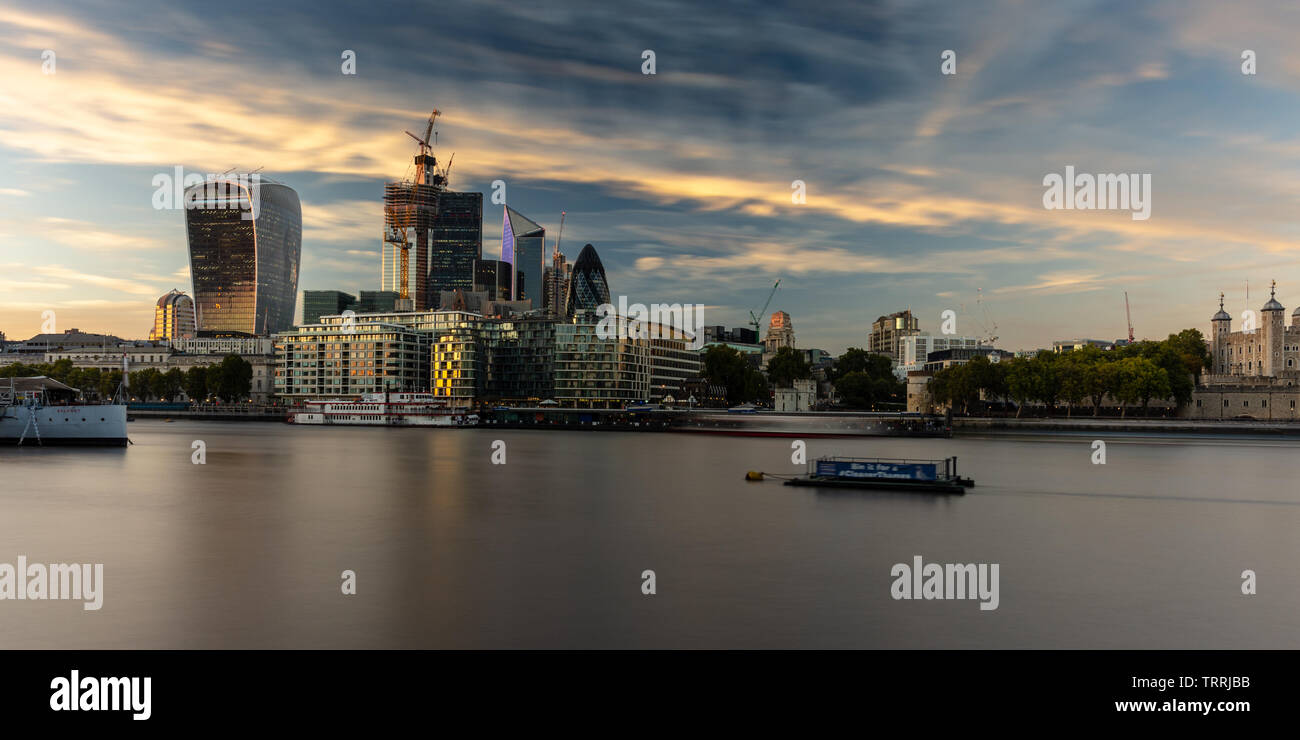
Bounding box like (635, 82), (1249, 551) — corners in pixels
(3, 0), (1300, 354)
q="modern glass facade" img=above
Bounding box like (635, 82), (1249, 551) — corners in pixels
(302, 290), (357, 325)
(501, 206), (545, 310)
(554, 319), (649, 407)
(472, 259), (514, 302)
(149, 289), (196, 341)
(274, 320), (430, 399)
(186, 179), (301, 336)
(565, 244), (611, 318)
(357, 290), (399, 313)
(428, 191), (484, 308)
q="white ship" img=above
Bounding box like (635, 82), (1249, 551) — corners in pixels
(287, 392), (479, 427)
(1, 377), (128, 447)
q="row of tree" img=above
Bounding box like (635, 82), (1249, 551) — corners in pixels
(927, 329), (1210, 417)
(702, 345), (904, 409)
(0, 355), (255, 403)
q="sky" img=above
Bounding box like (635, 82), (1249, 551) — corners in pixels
(3, 0), (1300, 355)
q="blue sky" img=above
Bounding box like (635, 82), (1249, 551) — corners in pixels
(3, 0), (1300, 354)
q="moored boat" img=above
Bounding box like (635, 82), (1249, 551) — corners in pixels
(287, 391), (478, 427)
(0, 377), (128, 447)
(783, 455), (973, 494)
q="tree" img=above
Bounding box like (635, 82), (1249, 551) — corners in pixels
(183, 366), (208, 402)
(835, 371), (876, 409)
(97, 370), (122, 400)
(702, 345), (768, 405)
(766, 347), (811, 388)
(1166, 328), (1211, 383)
(1005, 357), (1036, 418)
(159, 368), (184, 402)
(1057, 353), (1089, 417)
(206, 354), (254, 402)
(831, 348), (901, 407)
(130, 368), (160, 401)
(829, 348), (892, 384)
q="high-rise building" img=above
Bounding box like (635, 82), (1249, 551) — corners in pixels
(149, 289), (196, 341)
(543, 249), (571, 318)
(763, 311), (796, 353)
(186, 177), (302, 336)
(565, 244), (611, 319)
(501, 206), (545, 310)
(473, 259), (514, 302)
(357, 290), (399, 314)
(302, 290), (357, 325)
(869, 310), (921, 360)
(428, 191), (483, 307)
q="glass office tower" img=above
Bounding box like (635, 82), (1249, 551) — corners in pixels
(501, 206), (545, 310)
(565, 244), (611, 318)
(428, 191), (484, 308)
(302, 290), (357, 325)
(186, 178), (302, 335)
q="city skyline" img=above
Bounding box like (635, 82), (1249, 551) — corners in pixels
(6, 1), (1300, 353)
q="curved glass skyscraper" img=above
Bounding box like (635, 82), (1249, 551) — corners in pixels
(185, 178), (302, 336)
(565, 244), (611, 318)
(501, 206), (545, 310)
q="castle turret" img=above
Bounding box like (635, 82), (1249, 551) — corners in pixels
(1211, 293), (1231, 375)
(1261, 280), (1285, 376)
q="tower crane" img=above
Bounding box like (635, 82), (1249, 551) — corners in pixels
(1124, 291), (1135, 343)
(749, 279), (781, 335)
(389, 109), (446, 303)
(554, 211), (566, 255)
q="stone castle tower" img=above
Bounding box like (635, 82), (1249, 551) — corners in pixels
(1262, 281), (1285, 376)
(1210, 293), (1231, 374)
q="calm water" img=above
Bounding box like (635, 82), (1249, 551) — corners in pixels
(2, 420), (1298, 648)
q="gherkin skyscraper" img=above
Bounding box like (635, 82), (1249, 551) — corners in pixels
(564, 244), (610, 319)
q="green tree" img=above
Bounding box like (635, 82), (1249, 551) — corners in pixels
(98, 370), (122, 400)
(1006, 357), (1036, 417)
(183, 366), (208, 402)
(1111, 357), (1171, 417)
(835, 371), (876, 409)
(208, 355), (253, 402)
(766, 347), (811, 388)
(159, 368), (184, 401)
(702, 345), (768, 405)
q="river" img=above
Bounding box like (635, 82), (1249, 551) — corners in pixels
(2, 420), (1297, 648)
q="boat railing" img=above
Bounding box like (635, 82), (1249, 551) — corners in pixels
(812, 455), (960, 480)
(816, 455), (951, 465)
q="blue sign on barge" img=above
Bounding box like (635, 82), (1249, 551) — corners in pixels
(785, 456), (974, 494)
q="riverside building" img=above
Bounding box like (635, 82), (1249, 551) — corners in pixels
(1184, 283), (1300, 420)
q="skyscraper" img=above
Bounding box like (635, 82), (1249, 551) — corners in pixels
(473, 259), (513, 301)
(543, 249), (571, 318)
(302, 290), (357, 325)
(428, 191), (484, 307)
(501, 206), (544, 310)
(185, 177), (301, 336)
(565, 244), (611, 318)
(149, 289), (196, 341)
(357, 290), (399, 313)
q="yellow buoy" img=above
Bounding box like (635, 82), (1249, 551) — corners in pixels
(745, 471), (764, 481)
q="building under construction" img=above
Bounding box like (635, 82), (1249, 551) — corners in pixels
(382, 110), (483, 311)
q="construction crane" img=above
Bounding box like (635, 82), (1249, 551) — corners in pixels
(387, 109), (449, 304)
(1124, 291), (1135, 343)
(974, 287), (998, 346)
(749, 279), (781, 335)
(554, 211), (566, 255)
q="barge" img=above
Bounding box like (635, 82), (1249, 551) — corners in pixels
(783, 456), (973, 494)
